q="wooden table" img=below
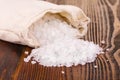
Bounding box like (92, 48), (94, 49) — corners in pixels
(0, 0), (120, 80)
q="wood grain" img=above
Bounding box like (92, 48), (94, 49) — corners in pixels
(0, 0), (120, 80)
(0, 41), (23, 80)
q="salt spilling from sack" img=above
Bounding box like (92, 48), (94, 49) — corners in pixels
(24, 19), (103, 67)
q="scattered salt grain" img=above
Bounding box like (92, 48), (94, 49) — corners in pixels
(24, 51), (29, 55)
(106, 60), (109, 62)
(61, 71), (65, 74)
(106, 48), (110, 51)
(24, 58), (29, 62)
(101, 40), (105, 44)
(31, 61), (36, 64)
(24, 18), (103, 67)
(94, 65), (98, 68)
(101, 51), (105, 54)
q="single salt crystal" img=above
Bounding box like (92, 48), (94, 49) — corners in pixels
(101, 51), (105, 54)
(24, 51), (29, 55)
(106, 60), (109, 62)
(94, 65), (98, 68)
(24, 58), (29, 62)
(24, 18), (103, 67)
(31, 61), (36, 64)
(101, 40), (105, 44)
(105, 48), (110, 53)
(61, 71), (65, 74)
(106, 48), (110, 51)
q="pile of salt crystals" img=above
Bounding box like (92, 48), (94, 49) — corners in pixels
(24, 18), (103, 67)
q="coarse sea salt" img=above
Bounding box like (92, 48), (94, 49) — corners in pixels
(61, 71), (65, 74)
(94, 65), (98, 68)
(24, 51), (29, 55)
(101, 40), (105, 44)
(31, 61), (36, 64)
(24, 18), (103, 67)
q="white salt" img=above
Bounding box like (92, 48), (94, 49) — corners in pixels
(101, 40), (105, 44)
(106, 48), (110, 51)
(61, 71), (65, 74)
(31, 61), (36, 64)
(24, 18), (103, 67)
(101, 51), (105, 54)
(24, 58), (29, 62)
(106, 60), (109, 62)
(24, 51), (29, 55)
(94, 65), (98, 68)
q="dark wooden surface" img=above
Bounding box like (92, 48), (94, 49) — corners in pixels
(0, 0), (120, 80)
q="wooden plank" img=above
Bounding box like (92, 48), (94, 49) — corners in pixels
(0, 0), (119, 80)
(0, 40), (24, 80)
